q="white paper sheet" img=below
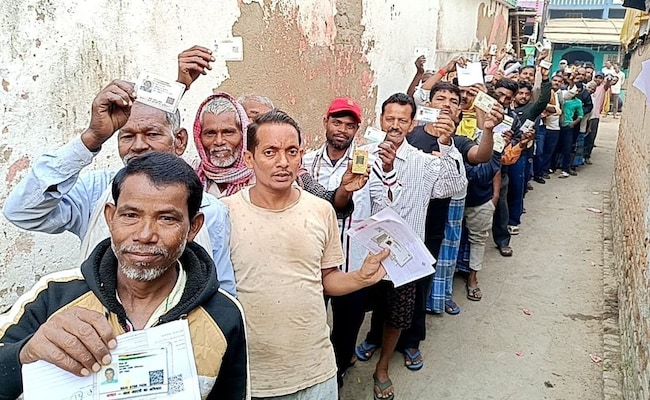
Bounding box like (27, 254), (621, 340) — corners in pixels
(456, 62), (485, 87)
(347, 208), (436, 287)
(633, 59), (650, 106)
(22, 319), (201, 400)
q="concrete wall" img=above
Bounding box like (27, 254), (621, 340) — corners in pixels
(611, 41), (650, 399)
(0, 0), (510, 309)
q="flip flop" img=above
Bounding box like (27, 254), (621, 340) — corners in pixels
(355, 340), (379, 362)
(403, 348), (424, 371)
(466, 286), (483, 301)
(373, 373), (394, 400)
(445, 300), (461, 315)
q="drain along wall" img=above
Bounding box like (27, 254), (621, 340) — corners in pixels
(0, 0), (502, 309)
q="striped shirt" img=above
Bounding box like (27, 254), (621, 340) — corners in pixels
(367, 139), (467, 240)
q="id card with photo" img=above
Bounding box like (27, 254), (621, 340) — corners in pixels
(520, 119), (535, 132)
(415, 106), (440, 123)
(352, 149), (369, 174)
(539, 60), (552, 70)
(135, 72), (185, 114)
(98, 348), (169, 400)
(364, 126), (386, 143)
(214, 37), (243, 61)
(472, 91), (497, 113)
(493, 115), (514, 135)
(414, 47), (429, 59)
(493, 133), (506, 153)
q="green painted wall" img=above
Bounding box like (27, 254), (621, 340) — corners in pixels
(551, 46), (619, 71)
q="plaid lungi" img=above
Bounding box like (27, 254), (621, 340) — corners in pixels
(456, 224), (471, 273)
(427, 198), (465, 312)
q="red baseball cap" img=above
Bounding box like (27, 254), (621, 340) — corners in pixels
(327, 98), (362, 123)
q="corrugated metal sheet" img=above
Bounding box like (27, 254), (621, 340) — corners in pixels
(545, 17), (624, 44)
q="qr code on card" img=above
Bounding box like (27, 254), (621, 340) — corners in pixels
(169, 374), (185, 394)
(149, 369), (165, 385)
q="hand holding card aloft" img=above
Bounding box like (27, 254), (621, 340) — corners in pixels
(135, 72), (185, 114)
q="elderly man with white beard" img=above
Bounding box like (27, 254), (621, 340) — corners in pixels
(3, 79), (237, 296)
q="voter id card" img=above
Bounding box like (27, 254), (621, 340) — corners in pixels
(214, 37), (243, 61)
(472, 91), (497, 113)
(98, 347), (169, 400)
(493, 133), (506, 153)
(134, 72), (185, 114)
(364, 126), (386, 143)
(352, 149), (369, 174)
(493, 115), (514, 135)
(415, 107), (440, 123)
(539, 60), (552, 70)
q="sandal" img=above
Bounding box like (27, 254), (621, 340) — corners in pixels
(403, 348), (424, 371)
(445, 300), (461, 315)
(355, 340), (379, 362)
(466, 286), (483, 301)
(499, 246), (513, 257)
(373, 373), (394, 400)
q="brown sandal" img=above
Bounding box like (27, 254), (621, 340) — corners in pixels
(499, 246), (513, 257)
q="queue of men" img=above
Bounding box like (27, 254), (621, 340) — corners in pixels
(0, 41), (615, 400)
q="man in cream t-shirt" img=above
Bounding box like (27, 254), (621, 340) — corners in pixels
(221, 110), (389, 399)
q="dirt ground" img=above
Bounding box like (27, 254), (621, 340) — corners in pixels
(341, 118), (619, 400)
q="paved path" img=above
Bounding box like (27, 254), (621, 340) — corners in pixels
(341, 119), (619, 399)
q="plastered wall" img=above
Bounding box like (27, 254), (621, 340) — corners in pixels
(0, 0), (508, 309)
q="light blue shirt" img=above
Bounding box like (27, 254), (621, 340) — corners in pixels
(2, 137), (237, 296)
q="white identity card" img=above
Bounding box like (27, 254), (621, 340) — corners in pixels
(539, 60), (552, 70)
(520, 119), (535, 132)
(214, 37), (243, 61)
(493, 133), (506, 153)
(489, 44), (498, 56)
(415, 107), (440, 123)
(364, 126), (386, 143)
(23, 319), (202, 400)
(135, 72), (185, 114)
(456, 62), (485, 87)
(493, 115), (514, 135)
(347, 208), (436, 287)
(472, 90), (497, 114)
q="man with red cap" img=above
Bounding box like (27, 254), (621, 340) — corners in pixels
(303, 97), (399, 388)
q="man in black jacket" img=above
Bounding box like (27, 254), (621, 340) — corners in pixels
(0, 152), (248, 400)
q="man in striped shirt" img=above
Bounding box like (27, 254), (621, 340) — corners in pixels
(356, 93), (468, 400)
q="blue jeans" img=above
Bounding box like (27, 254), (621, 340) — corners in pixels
(533, 125), (546, 178)
(558, 126), (575, 172)
(538, 128), (560, 175)
(572, 131), (585, 166)
(507, 156), (526, 226)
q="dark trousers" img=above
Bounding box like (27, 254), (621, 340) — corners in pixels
(536, 128), (560, 176)
(558, 125), (575, 172)
(584, 119), (600, 158)
(492, 171), (510, 248)
(330, 289), (369, 379)
(507, 156), (526, 226)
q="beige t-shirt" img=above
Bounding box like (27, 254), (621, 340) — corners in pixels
(222, 187), (343, 397)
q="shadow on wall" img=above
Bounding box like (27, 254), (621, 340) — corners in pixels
(216, 1), (377, 150)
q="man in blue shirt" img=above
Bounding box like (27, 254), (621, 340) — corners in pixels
(2, 79), (237, 296)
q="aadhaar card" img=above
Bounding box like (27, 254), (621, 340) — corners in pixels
(98, 347), (169, 400)
(363, 126), (386, 143)
(493, 133), (506, 153)
(214, 37), (243, 61)
(352, 149), (369, 174)
(493, 115), (514, 134)
(415, 106), (440, 123)
(135, 72), (185, 114)
(472, 90), (497, 113)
